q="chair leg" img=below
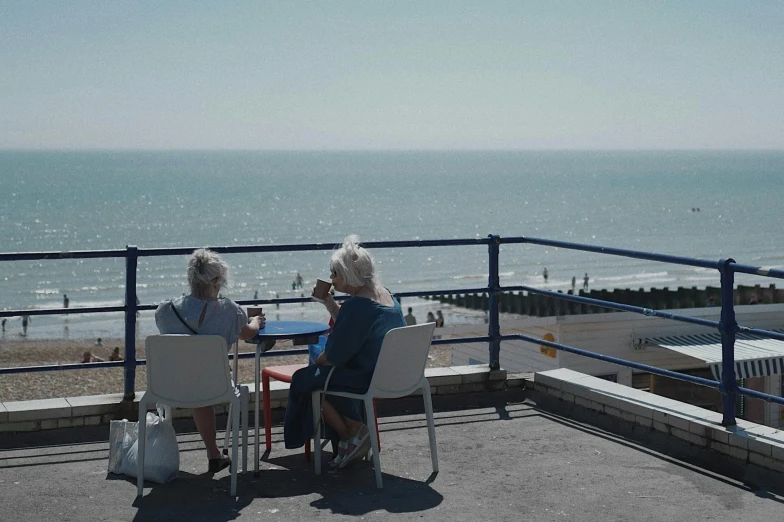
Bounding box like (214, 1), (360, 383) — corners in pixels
(263, 370), (273, 452)
(241, 387), (249, 473)
(312, 391), (322, 475)
(231, 399), (240, 496)
(365, 398), (383, 488)
(422, 381), (439, 473)
(223, 403), (233, 455)
(136, 397), (148, 497)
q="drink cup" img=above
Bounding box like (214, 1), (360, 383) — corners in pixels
(248, 306), (263, 318)
(313, 278), (332, 300)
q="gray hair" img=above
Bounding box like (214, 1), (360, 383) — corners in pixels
(187, 249), (229, 299)
(330, 235), (378, 289)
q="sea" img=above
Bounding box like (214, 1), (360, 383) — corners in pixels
(1, 150), (782, 340)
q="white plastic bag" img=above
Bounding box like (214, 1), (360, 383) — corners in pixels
(117, 405), (180, 483)
(108, 418), (137, 474)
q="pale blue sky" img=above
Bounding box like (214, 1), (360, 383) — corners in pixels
(1, 1), (782, 150)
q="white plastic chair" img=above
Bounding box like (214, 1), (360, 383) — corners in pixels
(311, 322), (439, 488)
(137, 335), (249, 497)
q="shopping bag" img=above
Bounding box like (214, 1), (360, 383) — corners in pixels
(107, 418), (137, 474)
(117, 405), (180, 483)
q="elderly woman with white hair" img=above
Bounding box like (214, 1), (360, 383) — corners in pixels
(155, 248), (265, 473)
(284, 235), (405, 468)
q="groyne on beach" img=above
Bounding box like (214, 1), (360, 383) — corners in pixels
(425, 284), (784, 317)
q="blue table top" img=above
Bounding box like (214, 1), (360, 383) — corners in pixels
(247, 320), (330, 343)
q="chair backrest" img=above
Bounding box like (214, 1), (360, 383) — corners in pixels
(368, 322), (437, 398)
(145, 334), (233, 408)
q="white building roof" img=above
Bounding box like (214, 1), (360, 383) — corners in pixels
(644, 331), (784, 380)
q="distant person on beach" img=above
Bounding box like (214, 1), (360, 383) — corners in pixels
(21, 314), (30, 336)
(296, 272), (304, 289)
(254, 290), (258, 300)
(63, 294), (69, 309)
(1, 318), (6, 333)
(435, 310), (445, 327)
(543, 268), (548, 283)
(95, 337), (103, 347)
(285, 234), (405, 468)
(155, 248), (265, 473)
(571, 276), (576, 292)
(109, 347), (123, 361)
(426, 311), (435, 323)
(583, 273), (590, 291)
(404, 307), (417, 326)
(82, 351), (103, 363)
(275, 292), (280, 309)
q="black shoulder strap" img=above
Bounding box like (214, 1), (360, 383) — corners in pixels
(170, 302), (198, 335)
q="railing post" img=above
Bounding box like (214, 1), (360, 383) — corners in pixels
(718, 258), (738, 426)
(123, 245), (138, 401)
(487, 234), (501, 370)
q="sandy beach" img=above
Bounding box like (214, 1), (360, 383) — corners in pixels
(0, 336), (453, 402)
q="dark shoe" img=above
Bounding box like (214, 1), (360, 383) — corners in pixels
(208, 456), (231, 473)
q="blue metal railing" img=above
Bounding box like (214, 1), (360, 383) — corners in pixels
(2, 235), (784, 427)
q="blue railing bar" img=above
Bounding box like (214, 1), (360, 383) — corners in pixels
(501, 236), (722, 270)
(727, 262), (784, 280)
(0, 238), (491, 263)
(504, 333), (721, 389)
(718, 259), (738, 425)
(505, 285), (721, 329)
(736, 327), (784, 343)
(0, 335), (489, 375)
(0, 360), (127, 374)
(0, 306), (126, 318)
(0, 284), (495, 318)
(238, 287), (494, 307)
(137, 238), (494, 258)
(0, 348), (310, 375)
(736, 385), (784, 407)
(123, 246), (138, 401)
(0, 249), (128, 262)
(487, 234), (502, 370)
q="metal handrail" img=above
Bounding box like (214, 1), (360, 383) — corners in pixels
(3, 234), (784, 427)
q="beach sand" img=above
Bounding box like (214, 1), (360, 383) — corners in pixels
(0, 336), (453, 402)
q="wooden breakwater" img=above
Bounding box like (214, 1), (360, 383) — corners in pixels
(424, 284), (784, 317)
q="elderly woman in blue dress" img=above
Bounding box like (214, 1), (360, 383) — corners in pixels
(155, 248), (265, 473)
(284, 235), (405, 467)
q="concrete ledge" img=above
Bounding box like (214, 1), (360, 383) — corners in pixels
(4, 398), (71, 422)
(528, 368), (784, 476)
(0, 365), (506, 434)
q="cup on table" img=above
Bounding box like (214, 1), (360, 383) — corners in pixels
(248, 306), (263, 318)
(313, 278), (332, 300)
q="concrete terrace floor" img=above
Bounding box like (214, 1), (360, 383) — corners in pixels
(2, 392), (784, 522)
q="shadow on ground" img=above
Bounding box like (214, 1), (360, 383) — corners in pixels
(125, 452), (442, 521)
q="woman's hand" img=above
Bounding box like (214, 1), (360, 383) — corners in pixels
(251, 313), (266, 330)
(311, 285), (325, 304)
(315, 351), (332, 366)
